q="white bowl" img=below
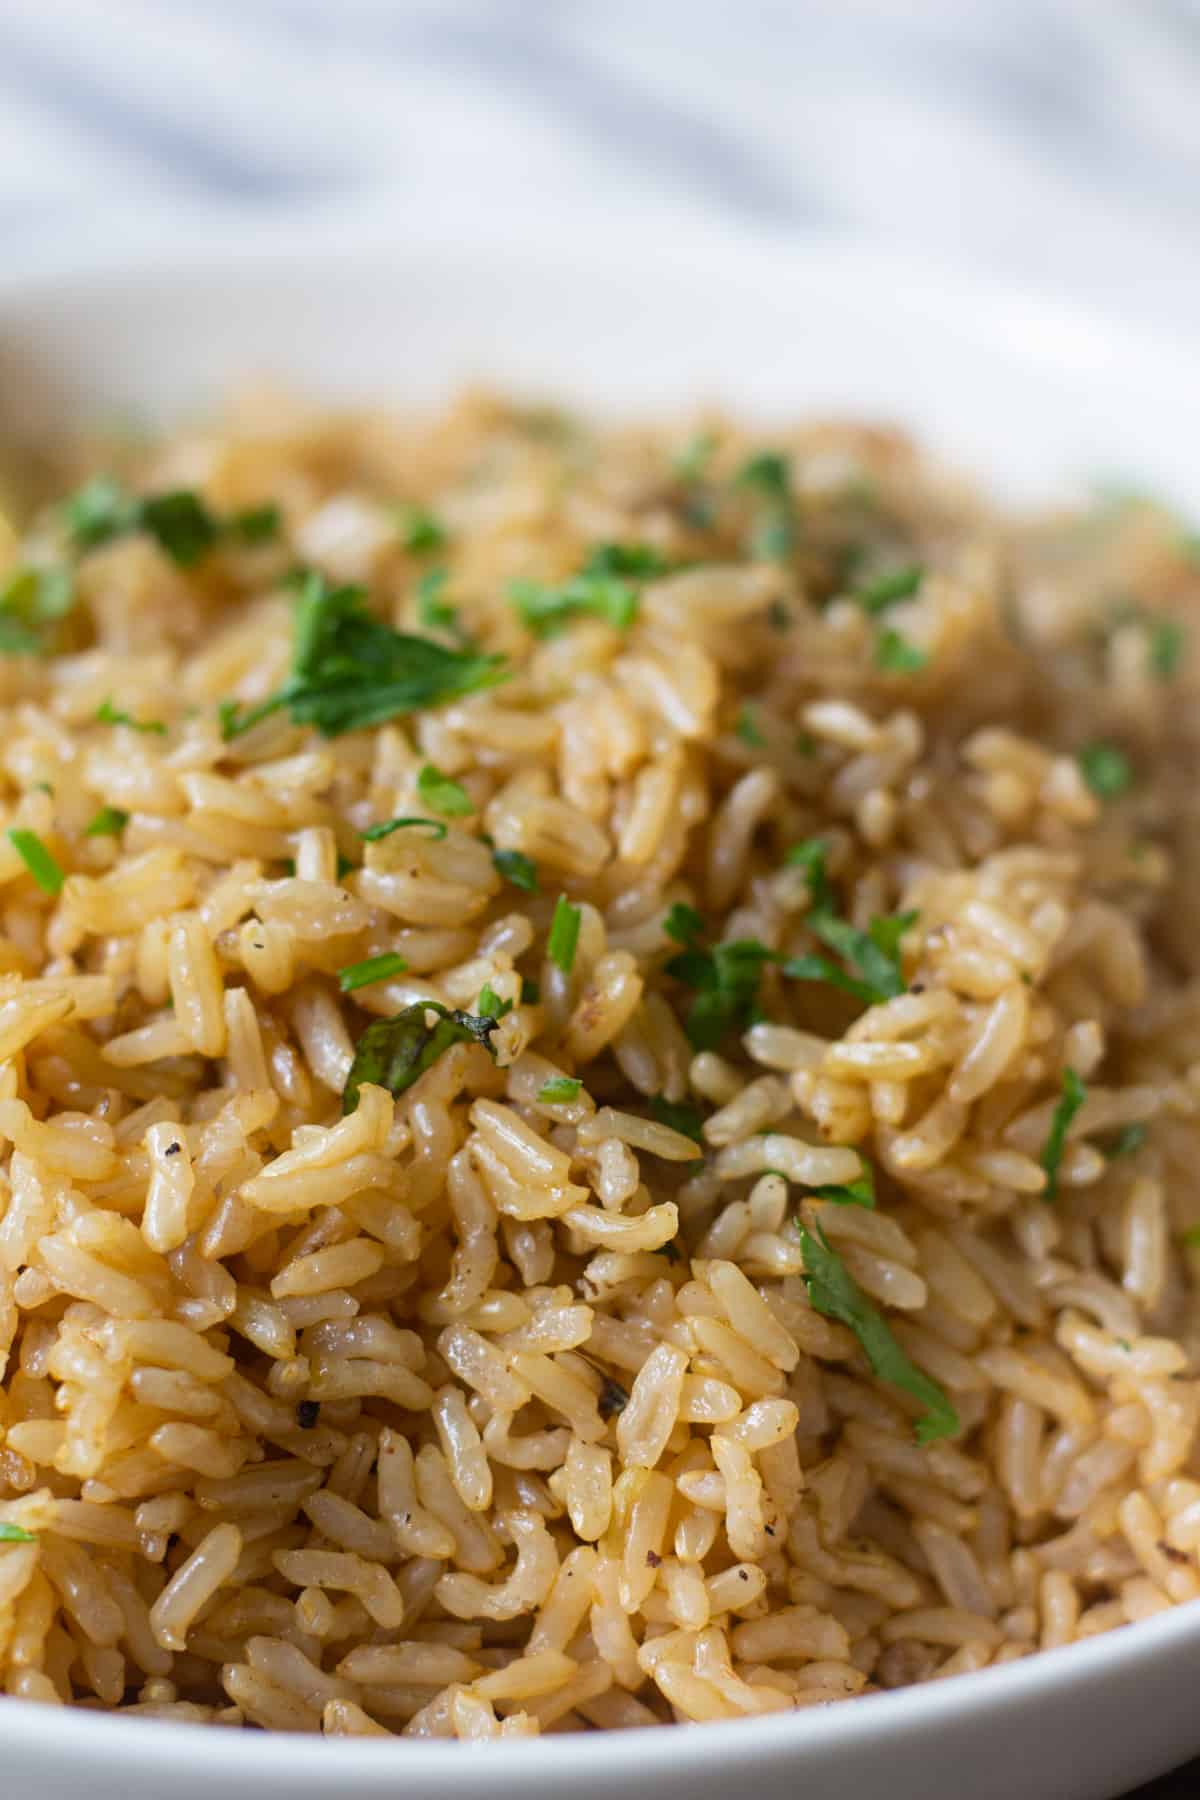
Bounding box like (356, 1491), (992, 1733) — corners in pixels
(1, 222), (1198, 1800)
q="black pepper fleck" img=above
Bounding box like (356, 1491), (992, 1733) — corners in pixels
(645, 1550), (662, 1568)
(296, 1400), (321, 1429)
(598, 1376), (629, 1419)
(164, 1142), (182, 1157)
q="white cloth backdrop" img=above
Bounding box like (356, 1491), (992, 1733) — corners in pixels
(5, 0), (1200, 337)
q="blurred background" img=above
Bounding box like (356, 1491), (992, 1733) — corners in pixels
(8, 0), (1200, 337)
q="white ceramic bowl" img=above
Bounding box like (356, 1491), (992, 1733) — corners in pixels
(2, 223), (1199, 1800)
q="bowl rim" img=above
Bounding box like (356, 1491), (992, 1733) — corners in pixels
(1, 216), (1199, 1784)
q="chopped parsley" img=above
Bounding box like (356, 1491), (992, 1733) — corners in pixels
(343, 1002), (500, 1113)
(1078, 741), (1132, 800)
(1182, 1226), (1200, 1249)
(663, 902), (704, 946)
(650, 1095), (705, 1143)
(785, 838), (834, 911)
(492, 848), (539, 892)
(520, 977), (541, 1005)
(0, 565), (75, 654)
(8, 828), (64, 895)
(85, 806), (129, 838)
(338, 952), (409, 993)
(854, 564), (924, 614)
(782, 838), (915, 1007)
(96, 699), (167, 735)
(799, 1223), (958, 1444)
(361, 815), (447, 842)
(735, 706), (766, 748)
(509, 546), (650, 639)
(229, 502), (281, 545)
(809, 1158), (876, 1208)
(736, 451), (795, 560)
(674, 431), (717, 483)
(548, 895), (582, 975)
(875, 628), (928, 674)
(0, 1522), (36, 1543)
(477, 984), (513, 1020)
(1103, 1122), (1146, 1160)
(391, 504), (447, 555)
(416, 764), (473, 818)
(538, 1076), (582, 1103)
(219, 571), (507, 740)
(1040, 1067), (1086, 1202)
(665, 931), (779, 1051)
(416, 569), (461, 637)
(61, 478), (280, 567)
(1149, 617), (1184, 679)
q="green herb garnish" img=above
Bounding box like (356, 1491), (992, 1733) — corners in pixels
(785, 838), (834, 912)
(736, 706), (766, 748)
(0, 565), (75, 654)
(139, 491), (221, 566)
(538, 1076), (582, 1103)
(478, 984), (513, 1020)
(1103, 1123), (1146, 1160)
(798, 1224), (958, 1443)
(875, 629), (928, 673)
(548, 896), (582, 975)
(786, 911), (917, 1007)
(674, 432), (717, 483)
(1078, 742), (1132, 800)
(96, 699), (167, 735)
(510, 570), (638, 638)
(219, 571), (507, 740)
(855, 564), (924, 614)
(809, 1158), (876, 1207)
(663, 902), (705, 946)
(1149, 618), (1184, 679)
(342, 1002), (500, 1113)
(338, 952), (409, 993)
(85, 806), (128, 838)
(416, 763), (473, 818)
(361, 816), (447, 842)
(1182, 1226), (1200, 1249)
(0, 1522), (36, 1543)
(392, 504), (447, 555)
(8, 828), (64, 895)
(493, 848), (539, 892)
(520, 978), (541, 1005)
(416, 569), (461, 637)
(666, 934), (779, 1051)
(229, 502), (281, 545)
(1040, 1067), (1086, 1202)
(650, 1095), (705, 1143)
(736, 452), (795, 560)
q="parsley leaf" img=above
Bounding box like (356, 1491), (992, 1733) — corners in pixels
(343, 1002), (500, 1113)
(1040, 1067), (1086, 1201)
(361, 815), (447, 842)
(785, 838), (834, 912)
(855, 564), (924, 614)
(666, 934), (779, 1051)
(416, 569), (460, 636)
(221, 571), (507, 740)
(96, 699), (167, 735)
(674, 432), (717, 483)
(875, 628), (928, 673)
(736, 451), (795, 560)
(61, 476), (140, 549)
(338, 952), (409, 993)
(138, 491), (220, 566)
(736, 706), (766, 747)
(809, 1158), (875, 1207)
(650, 1095), (705, 1143)
(538, 1076), (582, 1103)
(0, 565), (75, 654)
(229, 502), (281, 545)
(416, 764), (473, 818)
(664, 901), (705, 946)
(799, 1223), (958, 1443)
(786, 910), (917, 1006)
(1149, 618), (1184, 679)
(8, 828), (63, 895)
(0, 1521), (36, 1543)
(1103, 1122), (1146, 1160)
(85, 805), (128, 838)
(548, 896), (582, 974)
(493, 848), (539, 892)
(510, 571), (638, 638)
(62, 478), (275, 567)
(583, 543), (671, 580)
(391, 504), (447, 555)
(1078, 741), (1132, 800)
(478, 984), (513, 1020)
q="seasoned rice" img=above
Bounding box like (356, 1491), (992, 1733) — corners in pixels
(0, 390), (1198, 1737)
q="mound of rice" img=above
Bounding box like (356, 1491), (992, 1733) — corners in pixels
(0, 389), (1197, 1738)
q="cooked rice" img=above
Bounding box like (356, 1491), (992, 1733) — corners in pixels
(0, 390), (1199, 1737)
